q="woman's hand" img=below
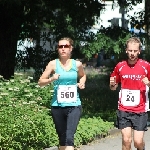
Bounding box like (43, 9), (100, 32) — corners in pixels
(77, 82), (85, 89)
(52, 73), (60, 81)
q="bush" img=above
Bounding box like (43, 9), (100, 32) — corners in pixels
(0, 74), (57, 149)
(0, 73), (114, 150)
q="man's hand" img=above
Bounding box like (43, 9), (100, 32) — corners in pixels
(110, 76), (118, 90)
(110, 76), (116, 86)
(142, 75), (150, 87)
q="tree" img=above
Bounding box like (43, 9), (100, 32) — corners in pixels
(0, 2), (24, 79)
(144, 0), (150, 58)
(125, 0), (150, 59)
(0, 0), (144, 79)
(81, 0), (148, 60)
(81, 26), (131, 60)
(0, 0), (104, 79)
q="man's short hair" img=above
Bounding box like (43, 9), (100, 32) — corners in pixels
(126, 37), (142, 49)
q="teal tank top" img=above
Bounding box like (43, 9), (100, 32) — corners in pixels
(51, 59), (81, 107)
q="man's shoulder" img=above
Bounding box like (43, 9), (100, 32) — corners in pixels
(138, 59), (150, 66)
(116, 60), (126, 67)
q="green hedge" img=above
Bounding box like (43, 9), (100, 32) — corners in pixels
(0, 73), (114, 150)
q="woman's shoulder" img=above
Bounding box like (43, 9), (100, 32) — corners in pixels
(74, 59), (82, 68)
(47, 59), (56, 68)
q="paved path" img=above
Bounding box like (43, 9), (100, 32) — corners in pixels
(79, 127), (150, 150)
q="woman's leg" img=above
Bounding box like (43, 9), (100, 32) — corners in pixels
(59, 146), (74, 150)
(51, 107), (67, 146)
(51, 106), (82, 150)
(62, 106), (82, 150)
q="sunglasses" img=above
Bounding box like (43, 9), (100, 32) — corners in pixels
(58, 44), (70, 49)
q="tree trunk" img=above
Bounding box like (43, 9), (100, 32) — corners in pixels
(0, 5), (22, 79)
(145, 0), (150, 33)
(145, 0), (150, 54)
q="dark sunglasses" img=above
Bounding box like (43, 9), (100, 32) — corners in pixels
(58, 44), (70, 49)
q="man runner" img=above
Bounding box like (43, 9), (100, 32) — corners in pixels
(110, 37), (150, 150)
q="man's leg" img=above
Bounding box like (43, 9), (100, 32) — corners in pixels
(121, 127), (132, 150)
(133, 130), (145, 150)
(132, 112), (148, 150)
(116, 110), (133, 150)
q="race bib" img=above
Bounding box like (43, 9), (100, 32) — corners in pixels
(57, 85), (77, 103)
(120, 89), (140, 106)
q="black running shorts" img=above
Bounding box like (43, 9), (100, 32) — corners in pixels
(115, 110), (148, 131)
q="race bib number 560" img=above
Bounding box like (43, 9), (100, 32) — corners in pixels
(120, 89), (140, 106)
(57, 85), (77, 103)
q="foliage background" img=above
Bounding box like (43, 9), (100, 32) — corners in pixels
(0, 68), (116, 149)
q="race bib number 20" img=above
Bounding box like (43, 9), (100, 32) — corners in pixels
(121, 89), (140, 106)
(57, 85), (77, 103)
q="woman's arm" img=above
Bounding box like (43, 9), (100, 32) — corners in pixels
(38, 60), (55, 87)
(76, 61), (86, 89)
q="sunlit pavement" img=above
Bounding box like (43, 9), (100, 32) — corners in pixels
(79, 126), (150, 150)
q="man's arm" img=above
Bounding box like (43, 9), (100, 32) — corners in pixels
(110, 64), (120, 90)
(142, 63), (150, 87)
(110, 76), (118, 90)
